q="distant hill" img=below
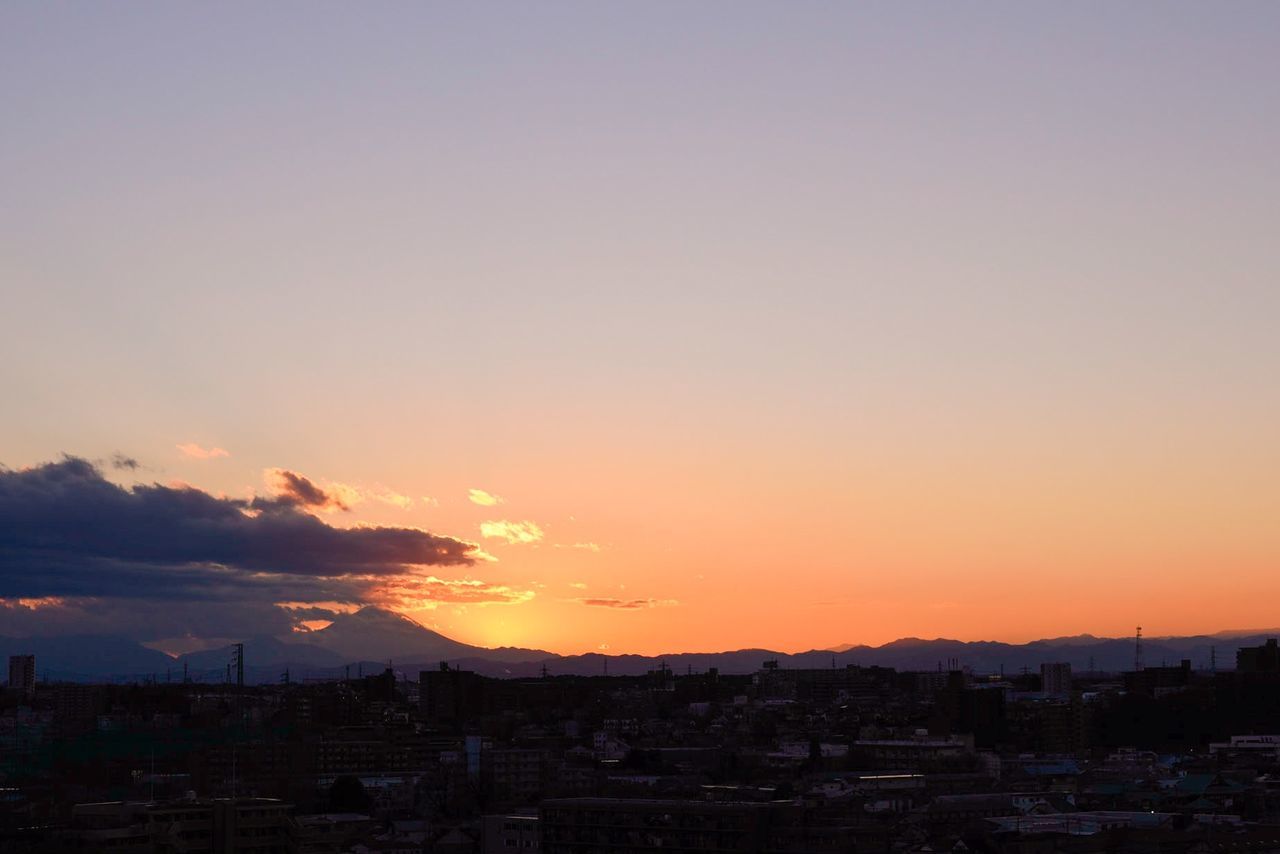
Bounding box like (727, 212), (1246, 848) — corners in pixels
(176, 635), (344, 682)
(0, 634), (176, 682)
(5, 614), (1276, 683)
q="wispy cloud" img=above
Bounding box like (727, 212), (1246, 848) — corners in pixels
(264, 468), (355, 512)
(568, 582), (588, 590)
(554, 542), (602, 552)
(479, 519), (544, 545)
(576, 598), (679, 610)
(261, 469), (416, 512)
(375, 575), (535, 610)
(468, 488), (504, 507)
(176, 442), (229, 460)
(364, 485), (414, 510)
(110, 453), (140, 471)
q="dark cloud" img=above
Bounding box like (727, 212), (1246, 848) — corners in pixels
(0, 457), (486, 638)
(0, 596), (299, 641)
(261, 468), (351, 511)
(110, 453), (140, 471)
(0, 457), (475, 583)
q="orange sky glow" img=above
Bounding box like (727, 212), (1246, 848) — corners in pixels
(3, 5), (1279, 654)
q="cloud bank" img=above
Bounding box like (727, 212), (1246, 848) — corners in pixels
(0, 457), (499, 640)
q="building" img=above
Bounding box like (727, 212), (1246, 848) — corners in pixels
(935, 683), (1007, 748)
(483, 748), (550, 805)
(150, 797), (295, 853)
(295, 812), (376, 853)
(64, 797), (296, 853)
(1040, 662), (1072, 696)
(1237, 638), (1280, 673)
(7, 655), (34, 697)
(850, 734), (973, 770)
(755, 664), (896, 703)
(420, 664), (486, 725)
(1208, 734), (1280, 762)
(539, 798), (848, 854)
(482, 813), (539, 854)
(1123, 660), (1192, 697)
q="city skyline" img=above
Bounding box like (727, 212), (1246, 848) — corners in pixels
(4, 3), (1280, 657)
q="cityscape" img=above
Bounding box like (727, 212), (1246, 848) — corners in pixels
(4, 2), (1280, 852)
(3, 633), (1280, 852)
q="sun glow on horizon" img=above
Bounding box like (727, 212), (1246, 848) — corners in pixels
(3, 4), (1279, 656)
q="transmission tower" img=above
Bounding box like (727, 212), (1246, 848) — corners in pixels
(1134, 626), (1144, 672)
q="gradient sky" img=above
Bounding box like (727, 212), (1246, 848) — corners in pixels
(2, 3), (1279, 655)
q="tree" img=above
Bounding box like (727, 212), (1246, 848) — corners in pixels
(328, 775), (372, 813)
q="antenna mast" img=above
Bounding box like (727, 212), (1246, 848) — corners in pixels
(1134, 626), (1144, 672)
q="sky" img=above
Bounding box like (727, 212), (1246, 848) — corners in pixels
(2, 3), (1279, 656)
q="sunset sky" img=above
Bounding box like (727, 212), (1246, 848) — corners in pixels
(3, 3), (1279, 656)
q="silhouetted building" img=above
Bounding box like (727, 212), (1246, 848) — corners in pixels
(421, 663), (486, 726)
(53, 683), (105, 734)
(1040, 662), (1071, 696)
(1123, 660), (1192, 696)
(1237, 639), (1280, 673)
(7, 655), (34, 697)
(936, 680), (1007, 748)
(756, 664), (896, 703)
(361, 667), (397, 702)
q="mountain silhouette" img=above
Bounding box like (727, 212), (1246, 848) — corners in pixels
(306, 607), (552, 665)
(4, 616), (1276, 682)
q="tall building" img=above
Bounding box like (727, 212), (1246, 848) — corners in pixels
(1237, 638), (1280, 673)
(420, 663), (486, 725)
(1040, 662), (1072, 696)
(8, 654), (35, 696)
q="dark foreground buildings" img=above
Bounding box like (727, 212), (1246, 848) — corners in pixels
(4, 642), (1280, 852)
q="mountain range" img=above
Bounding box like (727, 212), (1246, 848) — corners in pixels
(3, 606), (1275, 683)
